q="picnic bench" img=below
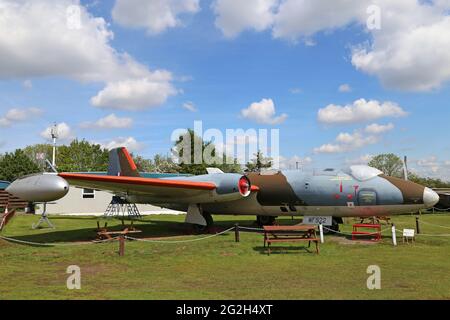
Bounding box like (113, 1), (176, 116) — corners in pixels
(351, 223), (381, 241)
(96, 227), (142, 240)
(263, 225), (320, 255)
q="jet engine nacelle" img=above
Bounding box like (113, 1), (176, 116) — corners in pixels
(6, 173), (69, 202)
(126, 174), (253, 204)
(214, 174), (251, 197)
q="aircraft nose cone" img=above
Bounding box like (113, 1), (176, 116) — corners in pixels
(423, 187), (439, 208)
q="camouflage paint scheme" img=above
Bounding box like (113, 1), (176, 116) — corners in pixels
(163, 167), (438, 218)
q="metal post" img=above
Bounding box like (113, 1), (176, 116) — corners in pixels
(234, 223), (240, 243)
(119, 235), (125, 256)
(416, 216), (420, 234)
(391, 224), (397, 246)
(319, 223), (324, 243)
(52, 137), (56, 167)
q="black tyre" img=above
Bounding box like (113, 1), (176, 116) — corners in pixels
(256, 215), (276, 226)
(192, 212), (214, 233)
(323, 218), (340, 234)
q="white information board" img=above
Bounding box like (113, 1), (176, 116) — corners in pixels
(303, 216), (333, 226)
(403, 229), (415, 238)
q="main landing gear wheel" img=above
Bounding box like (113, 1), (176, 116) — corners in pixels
(192, 212), (214, 233)
(256, 215), (276, 226)
(322, 218), (340, 235)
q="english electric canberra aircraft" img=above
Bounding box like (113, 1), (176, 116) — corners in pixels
(6, 147), (440, 230)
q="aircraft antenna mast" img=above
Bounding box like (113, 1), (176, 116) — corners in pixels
(403, 155), (408, 181)
(50, 123), (58, 167)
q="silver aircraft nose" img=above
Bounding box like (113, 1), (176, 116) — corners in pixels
(423, 187), (440, 208)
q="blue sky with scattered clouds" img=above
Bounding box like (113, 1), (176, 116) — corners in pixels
(0, 0), (450, 179)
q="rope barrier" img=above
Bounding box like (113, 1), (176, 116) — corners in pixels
(418, 219), (450, 230)
(394, 229), (450, 237)
(0, 235), (119, 246)
(125, 227), (235, 243)
(431, 207), (450, 212)
(237, 226), (265, 232)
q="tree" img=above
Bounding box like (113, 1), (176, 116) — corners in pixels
(0, 149), (41, 182)
(23, 143), (53, 170)
(408, 172), (450, 188)
(153, 154), (180, 173)
(173, 129), (241, 175)
(57, 139), (109, 172)
(368, 153), (404, 177)
(132, 155), (156, 172)
(245, 150), (273, 172)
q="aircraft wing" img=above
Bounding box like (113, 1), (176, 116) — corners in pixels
(59, 173), (214, 200)
(58, 172), (256, 204)
(6, 147), (258, 206)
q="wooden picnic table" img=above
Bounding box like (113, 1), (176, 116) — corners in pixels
(351, 223), (381, 241)
(263, 225), (320, 255)
(96, 227), (142, 240)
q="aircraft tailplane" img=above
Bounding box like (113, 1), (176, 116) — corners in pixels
(107, 147), (140, 177)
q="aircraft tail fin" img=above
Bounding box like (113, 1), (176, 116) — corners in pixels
(107, 147), (140, 177)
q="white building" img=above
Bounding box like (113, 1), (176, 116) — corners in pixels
(37, 186), (183, 216)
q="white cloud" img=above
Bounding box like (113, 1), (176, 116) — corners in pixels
(338, 84), (352, 92)
(100, 137), (144, 152)
(182, 101), (197, 112)
(0, 107), (43, 127)
(0, 0), (176, 109)
(40, 122), (74, 141)
(365, 123), (394, 134)
(289, 88), (302, 94)
(351, 1), (450, 91)
(417, 156), (440, 173)
(212, 0), (450, 91)
(212, 0), (277, 38)
(317, 98), (407, 125)
(80, 114), (133, 129)
(272, 0), (366, 41)
(241, 98), (287, 125)
(411, 155), (450, 180)
(22, 80), (33, 89)
(112, 0), (200, 35)
(314, 131), (378, 154)
(90, 76), (177, 110)
(313, 143), (345, 154)
(345, 154), (373, 165)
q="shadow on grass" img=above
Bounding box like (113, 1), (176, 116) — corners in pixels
(3, 217), (263, 244)
(253, 245), (319, 255)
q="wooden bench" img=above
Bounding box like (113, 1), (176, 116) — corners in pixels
(96, 227), (142, 240)
(263, 225), (320, 255)
(352, 223), (381, 241)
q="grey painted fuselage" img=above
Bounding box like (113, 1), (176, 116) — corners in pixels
(158, 166), (439, 217)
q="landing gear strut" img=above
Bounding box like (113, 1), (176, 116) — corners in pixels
(193, 212), (214, 232)
(32, 203), (54, 230)
(256, 215), (276, 226)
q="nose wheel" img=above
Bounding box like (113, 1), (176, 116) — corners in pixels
(322, 218), (340, 234)
(256, 215), (276, 226)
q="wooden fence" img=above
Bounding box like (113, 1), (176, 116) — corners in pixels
(0, 190), (28, 211)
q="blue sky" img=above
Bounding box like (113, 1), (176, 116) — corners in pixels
(0, 0), (449, 179)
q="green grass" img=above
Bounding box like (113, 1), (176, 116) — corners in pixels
(1, 213), (450, 299)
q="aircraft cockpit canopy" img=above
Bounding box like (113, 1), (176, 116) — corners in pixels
(347, 165), (383, 181)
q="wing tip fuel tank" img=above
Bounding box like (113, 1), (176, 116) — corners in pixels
(6, 173), (69, 202)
